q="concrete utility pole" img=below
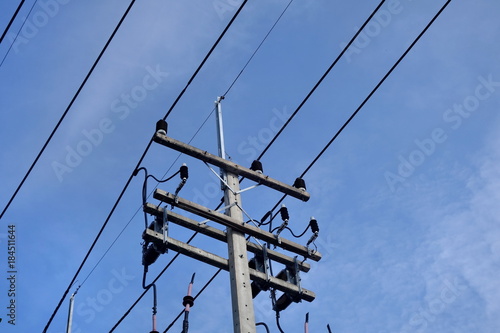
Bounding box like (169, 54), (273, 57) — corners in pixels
(143, 99), (321, 333)
(215, 97), (256, 333)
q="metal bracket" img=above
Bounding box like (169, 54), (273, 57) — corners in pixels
(204, 162), (235, 194)
(198, 203), (237, 225)
(162, 207), (169, 247)
(236, 183), (261, 194)
(263, 246), (270, 283)
(293, 256), (302, 296)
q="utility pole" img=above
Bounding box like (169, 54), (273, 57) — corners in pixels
(215, 97), (256, 332)
(142, 98), (321, 333)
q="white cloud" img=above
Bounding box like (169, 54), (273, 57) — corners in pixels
(406, 122), (500, 331)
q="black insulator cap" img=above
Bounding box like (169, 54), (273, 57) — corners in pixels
(250, 160), (263, 173)
(310, 217), (319, 233)
(142, 244), (160, 266)
(156, 119), (168, 135)
(183, 295), (194, 307)
(280, 205), (289, 221)
(180, 163), (188, 180)
(273, 293), (294, 312)
(293, 177), (306, 191)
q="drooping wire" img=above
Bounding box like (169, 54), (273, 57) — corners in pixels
(1, 0), (138, 222)
(271, 225), (310, 238)
(0, 0), (36, 68)
(256, 322), (271, 333)
(136, 167), (180, 227)
(0, 0), (26, 44)
(42, 1), (249, 331)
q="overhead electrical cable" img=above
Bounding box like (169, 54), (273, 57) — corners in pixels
(165, 1), (453, 331)
(0, 0), (36, 67)
(42, 1), (249, 331)
(1, 0), (138, 221)
(0, 0), (26, 44)
(40, 1), (140, 331)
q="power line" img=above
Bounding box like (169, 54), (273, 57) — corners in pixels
(0, 0), (26, 44)
(0, 0), (37, 67)
(42, 1), (250, 331)
(0, 0), (138, 221)
(163, 1), (453, 331)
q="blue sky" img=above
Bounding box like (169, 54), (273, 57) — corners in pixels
(1, 0), (500, 332)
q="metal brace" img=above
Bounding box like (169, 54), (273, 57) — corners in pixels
(162, 207), (168, 248)
(263, 246), (270, 283)
(204, 162), (236, 194)
(198, 203), (237, 225)
(293, 256), (302, 296)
